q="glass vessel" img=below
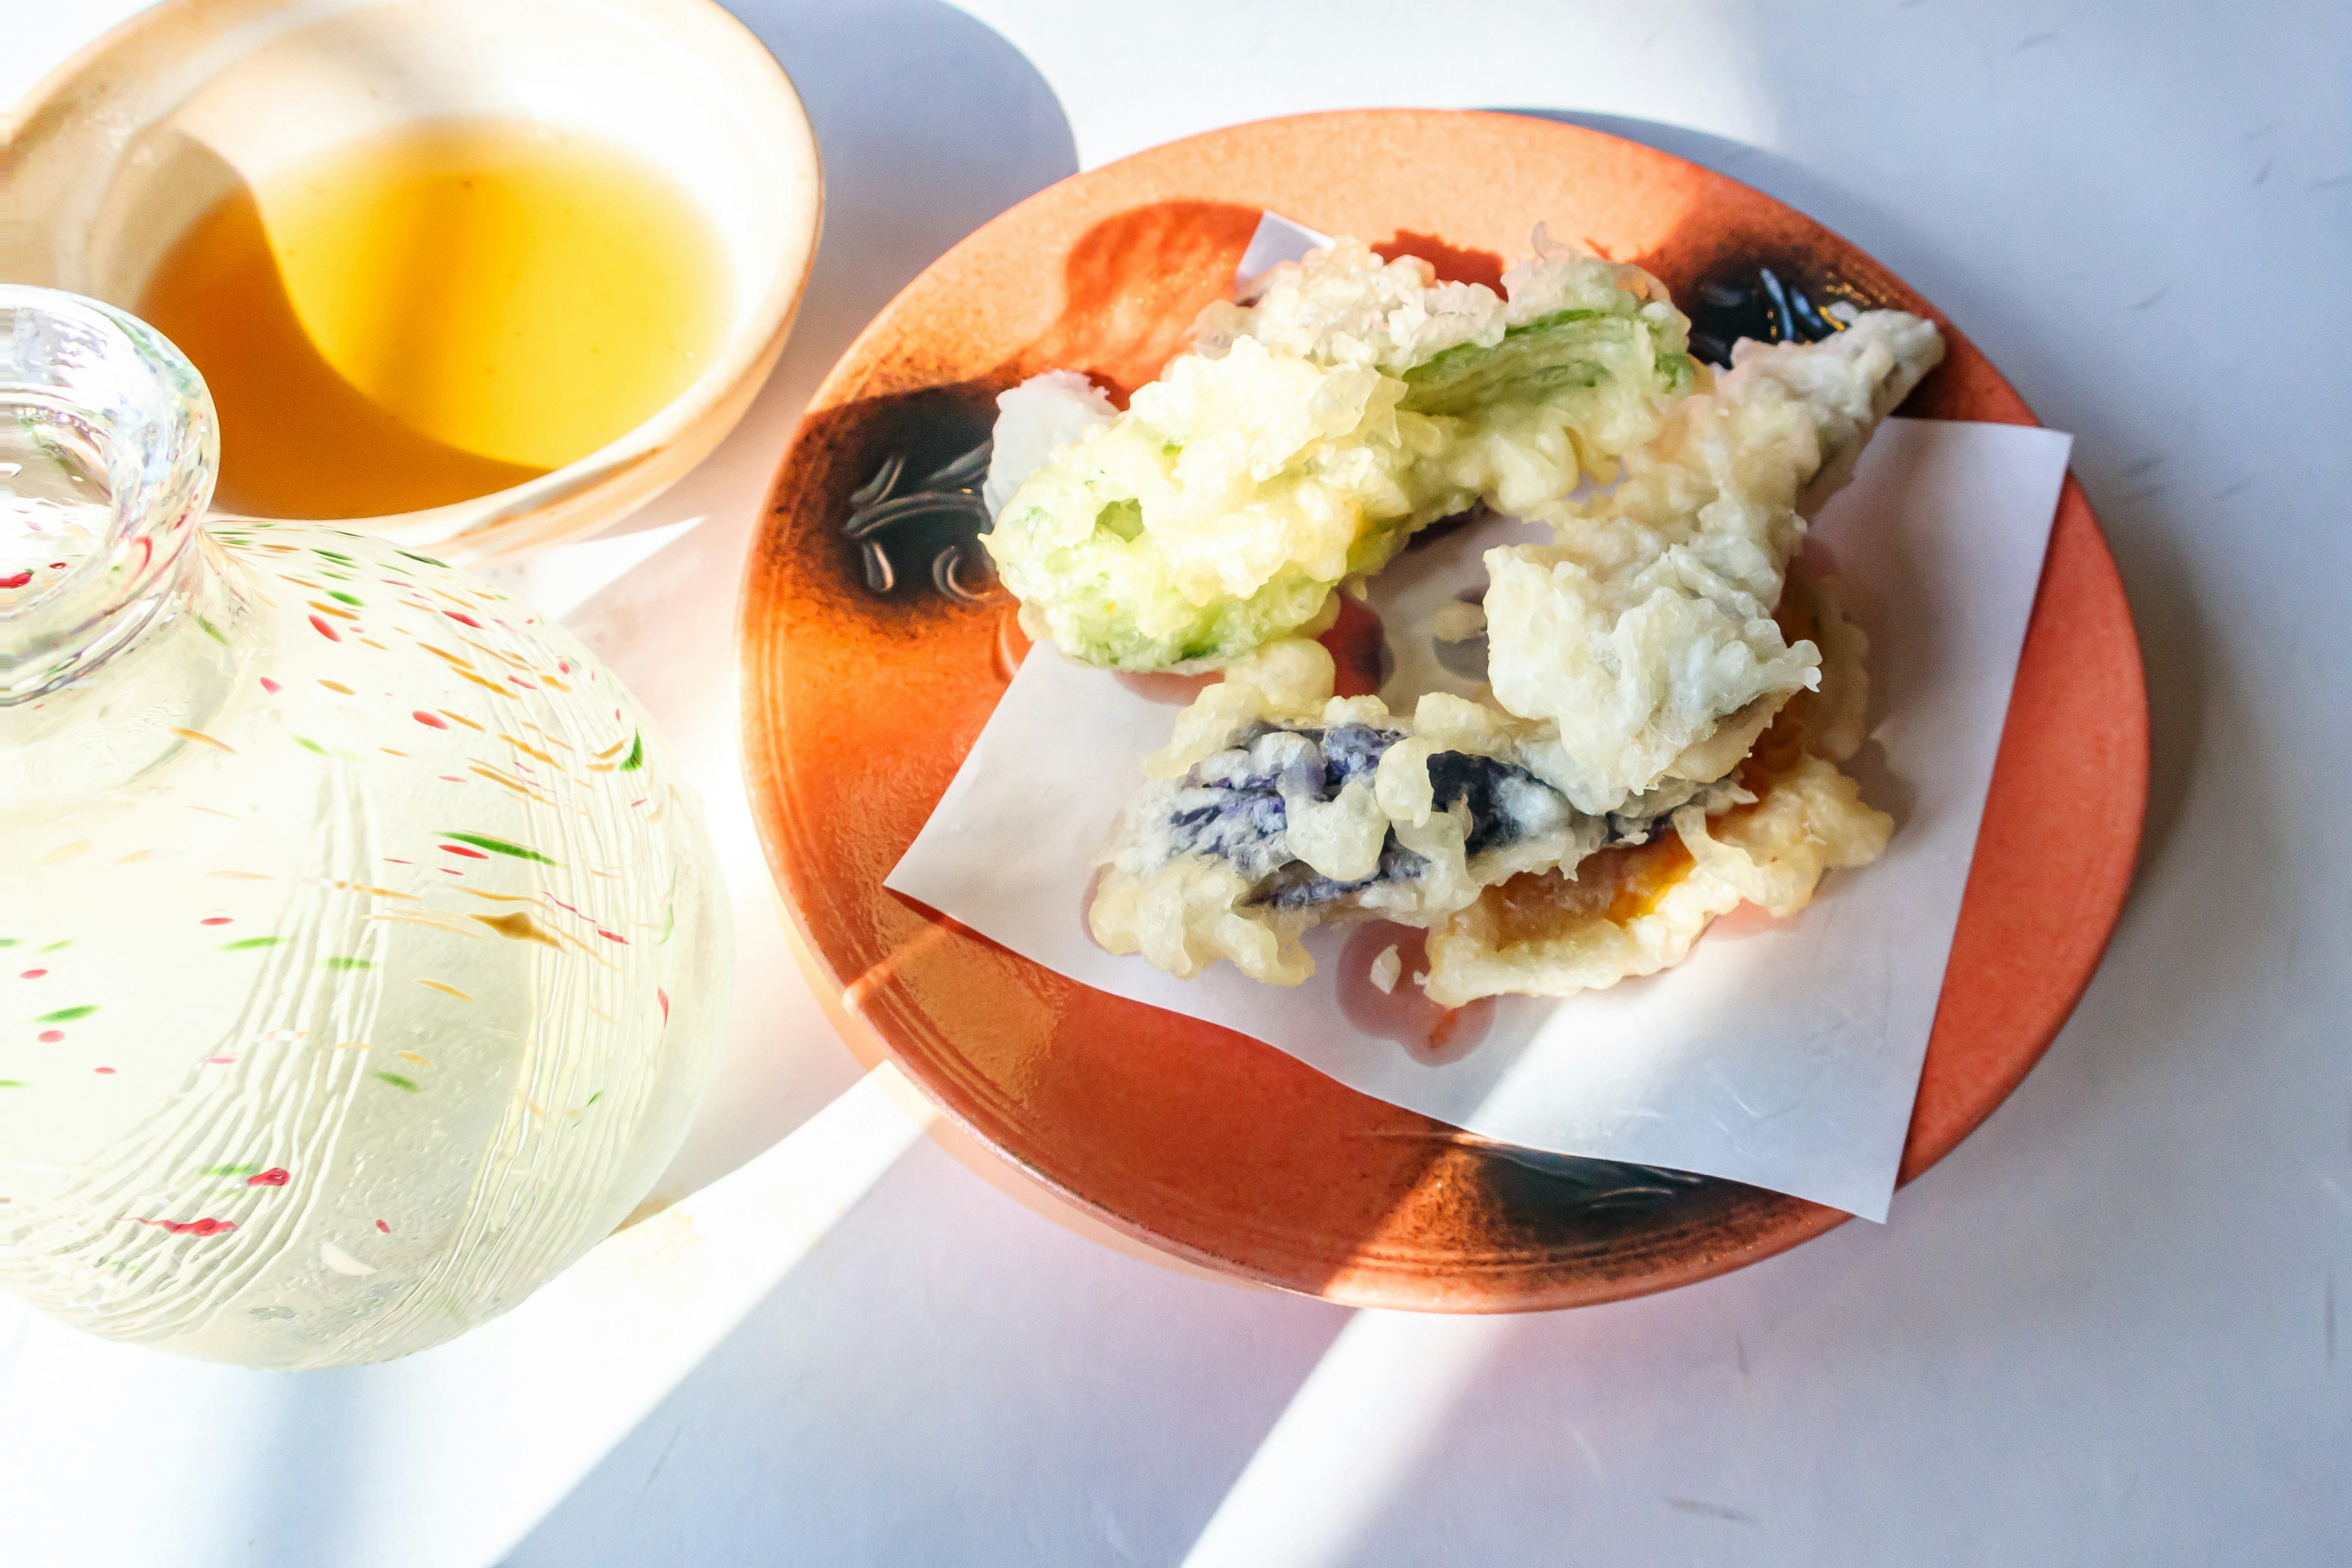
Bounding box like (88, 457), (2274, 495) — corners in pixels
(0, 287), (729, 1366)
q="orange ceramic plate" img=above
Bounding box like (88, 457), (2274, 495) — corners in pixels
(740, 111), (2146, 1311)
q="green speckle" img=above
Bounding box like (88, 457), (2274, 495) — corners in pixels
(373, 1072), (420, 1092)
(617, 731), (644, 772)
(321, 957), (375, 971)
(39, 940), (69, 953)
(34, 1005), (97, 1024)
(221, 936), (285, 951)
(195, 615), (230, 647)
(293, 736), (329, 756)
(0, 1080), (27, 1089)
(397, 549), (449, 569)
(584, 1090), (602, 1107)
(438, 831), (560, 865)
(0, 939), (16, 949)
(314, 549), (356, 566)
(658, 903), (674, 946)
(203, 1163), (262, 1177)
(326, 590), (363, 606)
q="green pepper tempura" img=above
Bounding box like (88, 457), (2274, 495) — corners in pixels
(981, 235), (1697, 671)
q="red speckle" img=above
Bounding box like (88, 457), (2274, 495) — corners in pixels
(597, 929), (628, 944)
(20, 968), (47, 979)
(413, 710), (449, 729)
(308, 614), (341, 642)
(440, 843), (489, 859)
(133, 536), (152, 571)
(92, 1066), (115, 1075)
(0, 571), (31, 590)
(200, 917), (232, 927)
(247, 1167), (291, 1187)
(445, 611), (482, 628)
(657, 988), (669, 1024)
(375, 1219), (391, 1233)
(543, 894), (582, 916)
(260, 676), (282, 694)
(126, 1216), (236, 1237)
(505, 676), (537, 689)
(438, 775), (467, 783)
(382, 858), (413, 865)
(558, 660), (571, 674)
(48, 562), (67, 570)
(440, 867), (464, 876)
(37, 1030), (64, 1044)
(208, 1055), (237, 1065)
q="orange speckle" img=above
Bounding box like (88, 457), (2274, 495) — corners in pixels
(472, 911), (562, 949)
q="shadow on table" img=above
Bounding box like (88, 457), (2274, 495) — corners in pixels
(501, 1138), (1351, 1567)
(546, 0), (1084, 1204)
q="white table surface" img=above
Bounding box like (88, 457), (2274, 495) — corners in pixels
(5, 2), (2348, 1563)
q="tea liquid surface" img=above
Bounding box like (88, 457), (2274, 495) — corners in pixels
(138, 119), (729, 519)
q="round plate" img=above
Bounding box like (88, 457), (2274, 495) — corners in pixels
(740, 110), (2146, 1311)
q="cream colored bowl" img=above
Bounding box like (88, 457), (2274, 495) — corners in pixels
(5, 0), (822, 563)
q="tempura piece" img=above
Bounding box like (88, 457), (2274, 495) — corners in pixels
(984, 236), (1696, 671)
(1087, 639), (1744, 987)
(1485, 311), (1943, 813)
(1424, 572), (1892, 1005)
(1094, 571), (1888, 999)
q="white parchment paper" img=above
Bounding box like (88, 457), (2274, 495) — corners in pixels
(886, 220), (2073, 1218)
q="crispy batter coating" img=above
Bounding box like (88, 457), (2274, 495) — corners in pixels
(984, 237), (1696, 671)
(1485, 311), (1942, 813)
